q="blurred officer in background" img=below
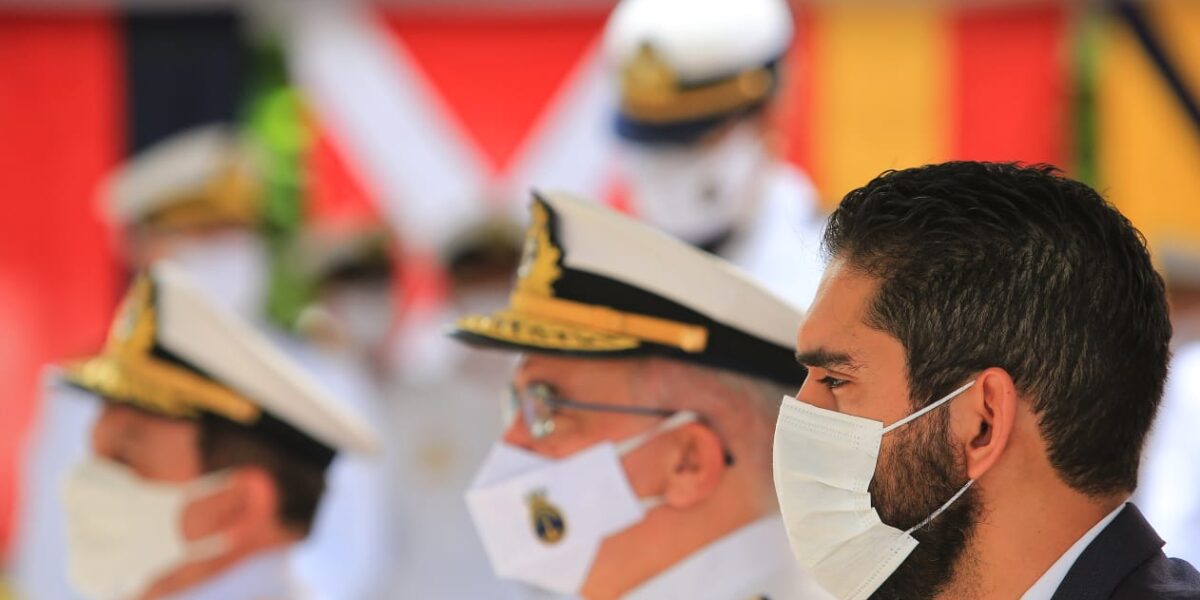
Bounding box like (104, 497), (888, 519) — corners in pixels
(57, 263), (377, 600)
(382, 217), (526, 598)
(11, 124), (271, 600)
(295, 223), (397, 372)
(287, 222), (399, 600)
(451, 192), (831, 599)
(13, 124), (392, 600)
(604, 0), (826, 308)
(1136, 245), (1200, 568)
(106, 125), (270, 317)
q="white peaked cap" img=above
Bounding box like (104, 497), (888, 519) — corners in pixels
(64, 261), (379, 456)
(453, 190), (807, 387)
(549, 192), (802, 349)
(103, 124), (257, 227)
(604, 0), (794, 83)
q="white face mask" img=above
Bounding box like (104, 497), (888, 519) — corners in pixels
(62, 457), (231, 600)
(621, 122), (768, 246)
(465, 411), (697, 594)
(324, 282), (395, 351)
(772, 381), (976, 600)
(165, 230), (269, 320)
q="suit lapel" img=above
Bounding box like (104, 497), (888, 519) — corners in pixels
(1050, 504), (1164, 600)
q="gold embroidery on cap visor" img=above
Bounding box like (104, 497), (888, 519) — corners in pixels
(455, 310), (641, 353)
(465, 193), (709, 353)
(454, 292), (709, 354)
(515, 200), (562, 297)
(63, 354), (260, 423)
(620, 44), (774, 124)
(61, 276), (260, 424)
(142, 163), (261, 231)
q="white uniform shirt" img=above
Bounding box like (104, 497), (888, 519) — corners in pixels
(623, 516), (833, 600)
(720, 163), (826, 312)
(280, 337), (392, 600)
(162, 549), (301, 600)
(381, 342), (525, 599)
(515, 516), (831, 600)
(10, 375), (95, 600)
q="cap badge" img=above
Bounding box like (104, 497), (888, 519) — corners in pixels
(623, 43), (677, 108)
(515, 200), (563, 298)
(527, 489), (567, 544)
(106, 276), (156, 357)
(619, 42), (775, 124)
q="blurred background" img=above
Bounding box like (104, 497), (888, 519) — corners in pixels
(0, 0), (1197, 598)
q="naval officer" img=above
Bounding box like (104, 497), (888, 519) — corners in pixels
(57, 262), (377, 600)
(11, 124), (274, 600)
(452, 191), (831, 599)
(604, 0), (826, 309)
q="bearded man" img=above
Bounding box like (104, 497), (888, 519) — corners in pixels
(776, 162), (1200, 599)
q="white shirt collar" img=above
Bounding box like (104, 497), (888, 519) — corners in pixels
(622, 515), (801, 600)
(162, 548), (299, 600)
(1021, 503), (1127, 600)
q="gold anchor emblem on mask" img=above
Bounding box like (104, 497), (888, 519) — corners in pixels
(527, 490), (567, 544)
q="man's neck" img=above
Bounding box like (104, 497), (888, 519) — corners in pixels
(934, 482), (1126, 600)
(580, 496), (762, 600)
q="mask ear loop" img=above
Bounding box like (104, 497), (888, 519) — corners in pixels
(905, 479), (975, 535)
(179, 470), (236, 562)
(886, 380), (979, 535)
(614, 410), (700, 456)
(882, 380), (976, 435)
(614, 411), (702, 514)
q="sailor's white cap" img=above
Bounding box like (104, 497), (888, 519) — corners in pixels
(603, 0), (794, 143)
(452, 190), (807, 386)
(63, 262), (379, 461)
(104, 124), (261, 230)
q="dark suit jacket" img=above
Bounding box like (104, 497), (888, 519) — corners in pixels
(1050, 503), (1200, 599)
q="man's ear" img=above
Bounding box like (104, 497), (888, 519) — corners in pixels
(181, 466), (278, 548)
(956, 367), (1018, 481)
(660, 423), (728, 509)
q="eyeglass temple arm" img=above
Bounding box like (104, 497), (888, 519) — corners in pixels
(550, 397), (735, 465)
(548, 397), (676, 417)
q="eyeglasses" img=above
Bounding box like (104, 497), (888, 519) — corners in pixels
(503, 382), (736, 465)
(504, 382), (675, 440)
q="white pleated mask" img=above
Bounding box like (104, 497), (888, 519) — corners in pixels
(464, 411), (696, 594)
(772, 381), (976, 600)
(62, 457), (230, 600)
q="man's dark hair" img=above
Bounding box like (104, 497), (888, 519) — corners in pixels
(197, 416), (328, 536)
(824, 161), (1171, 496)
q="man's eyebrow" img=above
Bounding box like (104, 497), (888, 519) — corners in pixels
(794, 348), (862, 372)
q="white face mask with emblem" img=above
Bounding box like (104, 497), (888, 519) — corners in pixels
(772, 381), (977, 600)
(465, 411), (697, 594)
(61, 457), (230, 600)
